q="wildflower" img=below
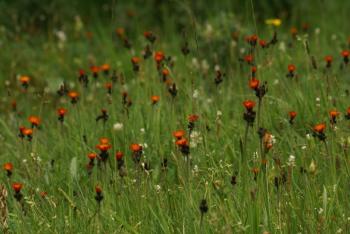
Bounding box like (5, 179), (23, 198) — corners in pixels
(130, 143), (143, 163)
(115, 151), (124, 169)
(288, 111), (297, 124)
(143, 31), (156, 43)
(151, 95), (160, 105)
(57, 108), (67, 123)
(96, 109), (109, 123)
(101, 64), (110, 75)
(105, 82), (112, 94)
(27, 116), (40, 128)
(96, 139), (112, 162)
(249, 77), (259, 90)
(175, 138), (190, 156)
(251, 66), (257, 77)
(154, 51), (165, 64)
(188, 114), (199, 133)
(345, 107), (350, 119)
(286, 64), (296, 78)
(18, 126), (26, 139)
(290, 27), (298, 39)
(19, 75), (30, 90)
(249, 78), (267, 99)
(244, 54), (254, 65)
(131, 56), (141, 72)
(115, 27), (125, 38)
(252, 167), (259, 180)
(247, 34), (258, 47)
(23, 128), (33, 141)
(95, 186), (103, 203)
(173, 130), (186, 139)
(78, 69), (88, 87)
(243, 100), (256, 126)
(259, 39), (267, 48)
(329, 110), (340, 124)
(162, 68), (170, 81)
(90, 65), (100, 79)
(214, 70), (224, 86)
(12, 182), (23, 201)
(312, 123), (326, 141)
(113, 122), (124, 131)
(324, 55), (333, 68)
(265, 18), (282, 27)
(3, 162), (13, 177)
(341, 50), (349, 64)
(287, 155), (296, 167)
(68, 91), (79, 104)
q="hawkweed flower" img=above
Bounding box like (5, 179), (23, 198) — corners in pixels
(252, 167), (259, 181)
(214, 69), (224, 86)
(19, 76), (30, 90)
(151, 95), (160, 105)
(246, 34), (258, 47)
(161, 68), (170, 82)
(173, 130), (186, 140)
(243, 100), (256, 126)
(312, 123), (326, 141)
(78, 69), (88, 87)
(143, 31), (156, 43)
(143, 44), (152, 59)
(21, 128), (33, 141)
(154, 51), (165, 69)
(86, 153), (97, 174)
(115, 151), (124, 169)
(251, 66), (257, 78)
(249, 77), (259, 90)
(3, 163), (13, 177)
(345, 107), (350, 119)
(288, 111), (297, 124)
(11, 100), (17, 112)
(130, 143), (143, 163)
(244, 54), (254, 65)
(122, 92), (132, 108)
(12, 183), (23, 202)
(324, 55), (333, 68)
(286, 64), (296, 78)
(188, 114), (199, 133)
(329, 110), (340, 124)
(96, 109), (109, 123)
(115, 27), (125, 39)
(101, 64), (110, 76)
(105, 82), (112, 94)
(90, 65), (100, 79)
(175, 138), (190, 156)
(68, 91), (79, 104)
(259, 39), (267, 48)
(28, 116), (41, 128)
(341, 50), (349, 64)
(131, 56), (141, 72)
(18, 126), (26, 139)
(96, 138), (112, 162)
(94, 186), (103, 203)
(249, 78), (267, 99)
(290, 27), (298, 39)
(57, 108), (67, 123)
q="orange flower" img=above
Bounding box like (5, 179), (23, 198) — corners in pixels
(347, 107), (350, 116)
(249, 78), (260, 90)
(288, 111), (297, 122)
(173, 130), (186, 139)
(19, 75), (30, 85)
(105, 82), (112, 89)
(154, 51), (165, 63)
(252, 167), (260, 175)
(115, 151), (124, 160)
(341, 50), (349, 58)
(243, 100), (255, 111)
(188, 114), (199, 123)
(176, 138), (188, 147)
(90, 65), (100, 74)
(288, 64), (296, 73)
(57, 107), (67, 116)
(115, 27), (125, 37)
(12, 182), (23, 193)
(96, 143), (112, 152)
(101, 64), (110, 72)
(324, 55), (333, 63)
(95, 185), (102, 194)
(130, 143), (142, 152)
(23, 128), (33, 136)
(313, 123), (326, 133)
(99, 137), (110, 145)
(68, 91), (79, 103)
(151, 95), (160, 104)
(244, 54), (253, 64)
(162, 68), (170, 76)
(28, 115), (41, 127)
(329, 110), (340, 118)
(3, 162), (13, 172)
(290, 27), (298, 36)
(259, 39), (267, 48)
(88, 153), (97, 160)
(131, 56), (141, 64)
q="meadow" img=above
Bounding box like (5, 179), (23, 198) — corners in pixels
(1, 0), (350, 233)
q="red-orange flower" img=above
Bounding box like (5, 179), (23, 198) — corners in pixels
(176, 138), (188, 147)
(130, 143), (142, 152)
(243, 100), (256, 111)
(154, 51), (165, 63)
(188, 114), (199, 123)
(3, 162), (13, 172)
(341, 50), (349, 58)
(23, 128), (33, 136)
(12, 182), (23, 193)
(96, 143), (112, 152)
(99, 137), (110, 145)
(115, 27), (125, 38)
(244, 54), (253, 64)
(162, 68), (170, 76)
(115, 151), (124, 160)
(90, 65), (100, 74)
(95, 185), (102, 194)
(151, 95), (160, 104)
(324, 55), (333, 63)
(57, 108), (67, 117)
(290, 27), (298, 37)
(131, 56), (141, 64)
(28, 115), (41, 127)
(288, 64), (296, 73)
(88, 153), (97, 160)
(19, 75), (30, 85)
(259, 39), (267, 48)
(101, 64), (110, 72)
(68, 91), (79, 103)
(313, 123), (326, 133)
(249, 78), (260, 90)
(173, 130), (186, 139)
(288, 111), (297, 123)
(329, 110), (340, 118)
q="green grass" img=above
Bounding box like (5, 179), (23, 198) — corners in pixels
(1, 1), (350, 233)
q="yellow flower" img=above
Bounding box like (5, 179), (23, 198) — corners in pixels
(265, 18), (282, 27)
